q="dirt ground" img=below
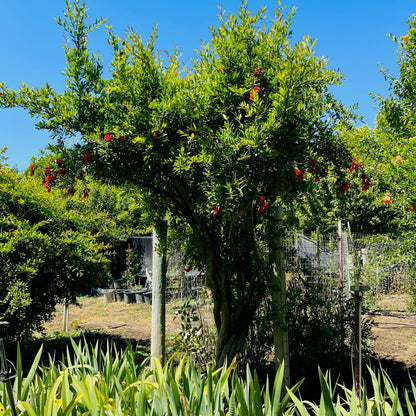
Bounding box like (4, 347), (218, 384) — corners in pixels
(40, 295), (416, 384)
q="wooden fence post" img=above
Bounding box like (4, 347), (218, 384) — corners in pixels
(62, 300), (69, 332)
(269, 206), (290, 387)
(151, 220), (167, 367)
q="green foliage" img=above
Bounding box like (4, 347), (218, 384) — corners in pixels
(353, 16), (416, 232)
(0, 164), (109, 340)
(241, 269), (374, 386)
(1, 338), (415, 415)
(168, 299), (216, 365)
(0, 0), (363, 363)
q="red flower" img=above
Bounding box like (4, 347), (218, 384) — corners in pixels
(213, 206), (220, 216)
(342, 184), (349, 191)
(296, 169), (303, 176)
(56, 159), (62, 164)
(104, 134), (113, 142)
(44, 166), (50, 173)
(83, 152), (91, 159)
(29, 164), (34, 169)
(120, 136), (126, 142)
(253, 67), (262, 77)
(29, 172), (33, 177)
(337, 190), (343, 196)
(96, 279), (99, 283)
(259, 195), (265, 202)
(152, 131), (157, 137)
(249, 94), (255, 100)
(259, 207), (265, 212)
(309, 158), (315, 165)
(298, 175), (304, 180)
(253, 86), (260, 93)
(221, 66), (225, 72)
(314, 176), (320, 182)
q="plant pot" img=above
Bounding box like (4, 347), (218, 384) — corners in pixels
(135, 292), (145, 303)
(115, 289), (124, 302)
(143, 290), (152, 305)
(103, 289), (115, 303)
(124, 290), (136, 304)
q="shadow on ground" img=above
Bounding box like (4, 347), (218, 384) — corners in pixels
(4, 330), (150, 376)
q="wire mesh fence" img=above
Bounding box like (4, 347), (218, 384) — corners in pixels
(285, 231), (416, 312)
(116, 231), (416, 349)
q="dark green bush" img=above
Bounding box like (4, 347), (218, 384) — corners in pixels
(240, 268), (373, 389)
(0, 166), (109, 340)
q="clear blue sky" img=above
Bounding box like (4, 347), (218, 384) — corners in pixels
(1, 0), (415, 171)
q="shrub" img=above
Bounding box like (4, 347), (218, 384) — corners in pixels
(240, 268), (374, 389)
(0, 167), (109, 340)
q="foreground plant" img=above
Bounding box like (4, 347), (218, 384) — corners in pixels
(0, 338), (415, 415)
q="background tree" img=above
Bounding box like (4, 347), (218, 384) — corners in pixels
(368, 15), (416, 227)
(0, 151), (109, 340)
(0, 0), (363, 364)
(286, 125), (397, 235)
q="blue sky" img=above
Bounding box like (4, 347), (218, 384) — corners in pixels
(1, 0), (415, 171)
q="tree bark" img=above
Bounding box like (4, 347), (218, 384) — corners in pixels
(151, 220), (167, 367)
(269, 206), (290, 386)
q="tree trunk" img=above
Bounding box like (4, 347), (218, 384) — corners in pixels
(269, 206), (290, 386)
(151, 220), (167, 367)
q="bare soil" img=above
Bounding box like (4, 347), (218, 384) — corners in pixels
(39, 295), (416, 388)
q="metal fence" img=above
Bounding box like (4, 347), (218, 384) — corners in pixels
(285, 231), (416, 311)
(120, 231), (416, 344)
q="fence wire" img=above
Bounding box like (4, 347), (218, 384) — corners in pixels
(121, 232), (416, 347)
(285, 231), (416, 311)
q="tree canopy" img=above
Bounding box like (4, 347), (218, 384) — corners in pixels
(0, 0), (367, 363)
